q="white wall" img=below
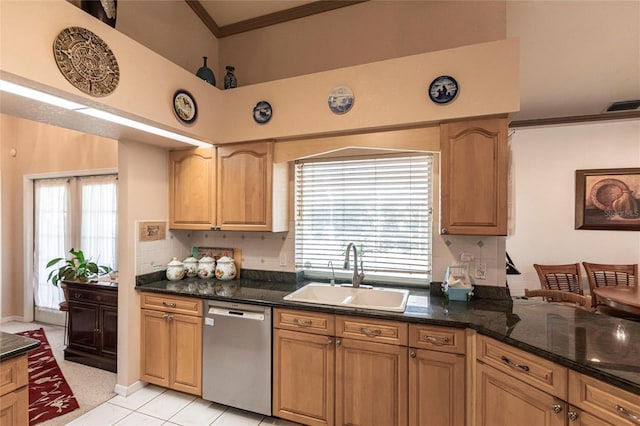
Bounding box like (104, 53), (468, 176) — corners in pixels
(506, 120), (640, 296)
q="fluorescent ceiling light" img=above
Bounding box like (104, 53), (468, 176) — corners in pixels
(78, 108), (211, 147)
(0, 79), (211, 148)
(0, 80), (86, 110)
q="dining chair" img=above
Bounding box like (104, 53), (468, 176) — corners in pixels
(533, 263), (584, 299)
(582, 262), (638, 309)
(524, 288), (591, 310)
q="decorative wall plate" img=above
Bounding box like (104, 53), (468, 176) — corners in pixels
(428, 75), (459, 104)
(173, 90), (197, 123)
(253, 101), (272, 124)
(328, 86), (354, 114)
(53, 27), (119, 97)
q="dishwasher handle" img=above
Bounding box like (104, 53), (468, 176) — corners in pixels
(207, 306), (265, 321)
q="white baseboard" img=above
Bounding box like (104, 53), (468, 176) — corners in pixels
(34, 308), (65, 327)
(114, 380), (146, 397)
(0, 316), (26, 323)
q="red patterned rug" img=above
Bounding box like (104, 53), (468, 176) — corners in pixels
(16, 328), (79, 425)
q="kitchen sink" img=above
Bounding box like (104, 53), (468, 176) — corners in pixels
(283, 283), (410, 312)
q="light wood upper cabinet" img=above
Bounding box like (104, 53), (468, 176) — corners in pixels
(169, 148), (216, 230)
(217, 141), (287, 232)
(169, 142), (287, 231)
(440, 117), (508, 235)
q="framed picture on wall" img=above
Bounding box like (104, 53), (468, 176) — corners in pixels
(575, 167), (640, 231)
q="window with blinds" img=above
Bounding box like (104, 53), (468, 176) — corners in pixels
(295, 154), (433, 285)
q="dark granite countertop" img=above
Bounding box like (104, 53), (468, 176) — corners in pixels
(136, 274), (640, 396)
(0, 331), (40, 361)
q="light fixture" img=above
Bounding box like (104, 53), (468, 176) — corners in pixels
(0, 79), (211, 148)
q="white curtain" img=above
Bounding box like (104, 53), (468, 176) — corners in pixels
(34, 174), (118, 311)
(80, 175), (118, 270)
(34, 178), (70, 309)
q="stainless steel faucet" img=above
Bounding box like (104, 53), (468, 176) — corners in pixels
(343, 242), (365, 288)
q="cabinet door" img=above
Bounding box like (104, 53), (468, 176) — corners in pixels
(476, 362), (565, 426)
(68, 301), (100, 353)
(169, 148), (216, 230)
(217, 142), (273, 231)
(440, 118), (508, 235)
(273, 329), (335, 426)
(409, 348), (465, 426)
(100, 305), (118, 357)
(0, 386), (28, 426)
(336, 338), (408, 426)
(170, 313), (202, 396)
(140, 309), (170, 387)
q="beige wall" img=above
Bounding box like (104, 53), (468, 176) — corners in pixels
(116, 139), (169, 392)
(219, 1), (506, 86)
(507, 120), (640, 296)
(0, 114), (117, 319)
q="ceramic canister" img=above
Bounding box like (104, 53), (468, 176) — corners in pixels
(166, 257), (185, 281)
(183, 256), (198, 278)
(215, 256), (237, 281)
(198, 256), (215, 279)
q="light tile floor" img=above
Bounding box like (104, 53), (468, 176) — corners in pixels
(67, 385), (301, 426)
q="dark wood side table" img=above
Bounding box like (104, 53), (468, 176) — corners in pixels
(63, 280), (118, 372)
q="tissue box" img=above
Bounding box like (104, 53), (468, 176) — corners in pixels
(443, 284), (474, 301)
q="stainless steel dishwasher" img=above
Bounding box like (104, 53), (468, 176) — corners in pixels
(202, 300), (272, 416)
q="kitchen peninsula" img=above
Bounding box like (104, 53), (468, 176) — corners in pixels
(0, 332), (40, 425)
(137, 272), (640, 426)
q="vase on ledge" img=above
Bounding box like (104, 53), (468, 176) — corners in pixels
(224, 66), (237, 89)
(80, 0), (117, 28)
(196, 56), (216, 87)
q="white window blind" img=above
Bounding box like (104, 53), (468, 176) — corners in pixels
(295, 155), (432, 284)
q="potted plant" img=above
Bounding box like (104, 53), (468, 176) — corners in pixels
(46, 248), (111, 299)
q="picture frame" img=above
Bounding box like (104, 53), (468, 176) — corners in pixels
(575, 168), (640, 231)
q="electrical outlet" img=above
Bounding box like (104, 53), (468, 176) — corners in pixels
(279, 253), (287, 267)
(475, 262), (487, 280)
(460, 252), (474, 262)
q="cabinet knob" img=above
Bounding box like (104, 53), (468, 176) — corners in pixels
(552, 404), (563, 414)
(335, 339), (342, 347)
(441, 228), (448, 234)
(410, 351), (417, 358)
(567, 411), (578, 421)
(327, 338), (333, 345)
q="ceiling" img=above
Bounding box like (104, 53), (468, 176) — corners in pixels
(187, 0), (364, 38)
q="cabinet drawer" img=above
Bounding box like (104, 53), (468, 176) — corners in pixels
(336, 315), (408, 346)
(140, 293), (203, 316)
(67, 288), (117, 306)
(477, 335), (567, 398)
(274, 308), (334, 336)
(409, 324), (466, 354)
(569, 370), (640, 426)
(0, 354), (28, 396)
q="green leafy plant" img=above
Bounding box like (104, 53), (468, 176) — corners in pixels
(46, 248), (111, 287)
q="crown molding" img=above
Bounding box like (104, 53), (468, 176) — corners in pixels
(186, 0), (366, 38)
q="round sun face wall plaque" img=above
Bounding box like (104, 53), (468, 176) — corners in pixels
(53, 27), (120, 97)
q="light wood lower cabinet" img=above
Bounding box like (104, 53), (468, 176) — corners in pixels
(476, 362), (566, 426)
(273, 328), (335, 426)
(140, 294), (203, 396)
(273, 309), (409, 426)
(0, 354), (29, 426)
(336, 337), (407, 426)
(568, 370), (640, 426)
(409, 324), (466, 426)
